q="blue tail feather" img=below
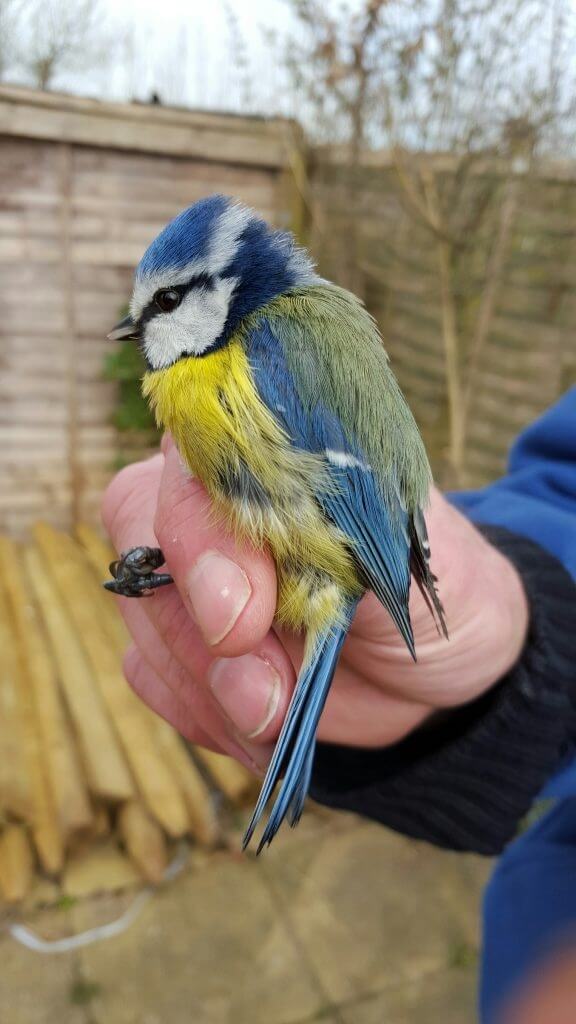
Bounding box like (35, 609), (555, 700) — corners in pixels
(242, 601), (357, 852)
(288, 742), (315, 827)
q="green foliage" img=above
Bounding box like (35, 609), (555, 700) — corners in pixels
(104, 343), (158, 435)
(69, 979), (102, 1006)
(448, 939), (479, 970)
(56, 893), (77, 911)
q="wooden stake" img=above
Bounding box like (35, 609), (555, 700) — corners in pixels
(75, 523), (116, 576)
(63, 841), (140, 899)
(117, 801), (168, 884)
(0, 537), (90, 851)
(75, 522), (131, 654)
(0, 544), (64, 873)
(77, 526), (219, 844)
(194, 749), (256, 805)
(152, 720), (220, 847)
(24, 544), (134, 803)
(0, 825), (34, 902)
(0, 578), (33, 822)
(34, 525), (189, 837)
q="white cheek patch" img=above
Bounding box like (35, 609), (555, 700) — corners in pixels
(142, 278), (238, 369)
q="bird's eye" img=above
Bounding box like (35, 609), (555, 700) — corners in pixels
(154, 288), (181, 312)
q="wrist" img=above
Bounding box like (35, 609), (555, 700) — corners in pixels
(417, 524), (530, 709)
(467, 538), (530, 694)
(406, 492), (529, 709)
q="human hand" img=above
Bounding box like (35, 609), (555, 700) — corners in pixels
(102, 437), (529, 775)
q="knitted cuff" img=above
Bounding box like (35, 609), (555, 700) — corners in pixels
(310, 527), (576, 855)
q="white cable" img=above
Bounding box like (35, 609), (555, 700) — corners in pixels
(6, 843), (190, 954)
(9, 890), (152, 953)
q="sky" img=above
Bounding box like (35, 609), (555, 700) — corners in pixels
(8, 0), (576, 141)
(103, 0), (294, 108)
(55, 0), (347, 116)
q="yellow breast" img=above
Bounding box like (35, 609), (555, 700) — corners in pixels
(144, 340), (293, 489)
(143, 341), (362, 634)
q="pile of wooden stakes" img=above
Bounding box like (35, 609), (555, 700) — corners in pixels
(0, 524), (257, 903)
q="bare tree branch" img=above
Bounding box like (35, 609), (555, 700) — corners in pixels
(8, 0), (113, 90)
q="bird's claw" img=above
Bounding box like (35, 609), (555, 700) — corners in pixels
(103, 546), (173, 598)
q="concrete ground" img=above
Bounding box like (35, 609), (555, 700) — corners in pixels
(0, 810), (491, 1024)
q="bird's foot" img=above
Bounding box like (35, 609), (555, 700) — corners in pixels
(103, 546), (173, 598)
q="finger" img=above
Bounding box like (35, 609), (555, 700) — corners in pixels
(123, 587), (420, 749)
(123, 645), (220, 751)
(154, 439), (278, 657)
(102, 453), (164, 553)
(104, 462), (296, 749)
(124, 646), (269, 777)
(206, 624), (429, 749)
(119, 597), (287, 761)
(102, 452), (210, 690)
(324, 661), (433, 746)
(124, 576), (429, 749)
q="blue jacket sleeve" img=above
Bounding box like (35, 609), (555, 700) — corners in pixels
(469, 389), (576, 1023)
(450, 386), (576, 578)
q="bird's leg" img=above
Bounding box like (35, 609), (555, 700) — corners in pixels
(103, 546), (173, 598)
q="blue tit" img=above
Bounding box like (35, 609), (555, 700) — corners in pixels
(107, 194), (447, 852)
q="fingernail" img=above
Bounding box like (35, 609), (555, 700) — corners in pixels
(209, 654), (281, 738)
(186, 551), (251, 645)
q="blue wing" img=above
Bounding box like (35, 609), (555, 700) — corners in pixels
(242, 317), (431, 850)
(242, 318), (447, 848)
(247, 318), (415, 655)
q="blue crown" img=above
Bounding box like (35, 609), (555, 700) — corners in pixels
(137, 194), (230, 277)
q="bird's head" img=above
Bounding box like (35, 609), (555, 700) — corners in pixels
(108, 194), (317, 369)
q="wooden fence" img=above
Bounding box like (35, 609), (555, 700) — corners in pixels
(312, 155), (576, 486)
(0, 86), (303, 535)
(1, 86), (574, 534)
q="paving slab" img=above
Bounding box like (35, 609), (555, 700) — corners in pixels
(259, 819), (487, 1005)
(72, 853), (327, 1024)
(0, 907), (86, 1024)
(339, 966), (477, 1023)
(405, 847), (492, 949)
(0, 813), (488, 1024)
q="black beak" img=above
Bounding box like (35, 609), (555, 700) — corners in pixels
(107, 314), (139, 341)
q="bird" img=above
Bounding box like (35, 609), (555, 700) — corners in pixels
(106, 194), (447, 852)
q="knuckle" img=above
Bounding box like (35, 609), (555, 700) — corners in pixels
(102, 456), (162, 545)
(163, 650), (199, 706)
(153, 474), (210, 546)
(155, 598), (196, 657)
(122, 644), (140, 684)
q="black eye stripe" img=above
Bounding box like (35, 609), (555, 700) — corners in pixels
(139, 273), (215, 328)
(182, 273), (215, 293)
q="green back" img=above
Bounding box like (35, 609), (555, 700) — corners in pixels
(243, 283), (432, 512)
